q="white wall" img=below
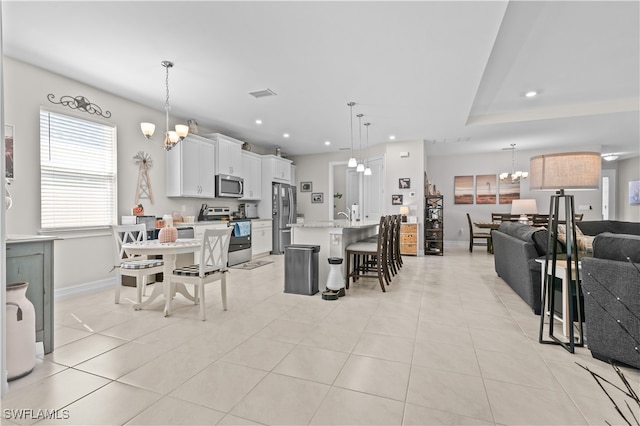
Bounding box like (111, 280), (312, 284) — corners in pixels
(2, 57), (237, 292)
(425, 146), (617, 243)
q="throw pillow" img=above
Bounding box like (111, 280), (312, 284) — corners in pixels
(556, 224), (592, 252)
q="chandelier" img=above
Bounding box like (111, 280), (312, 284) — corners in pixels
(500, 144), (528, 183)
(347, 102), (357, 167)
(140, 60), (189, 151)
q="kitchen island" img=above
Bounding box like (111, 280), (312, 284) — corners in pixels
(290, 220), (379, 288)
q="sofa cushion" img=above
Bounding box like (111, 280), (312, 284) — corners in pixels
(498, 222), (538, 243)
(577, 220), (640, 236)
(498, 221), (556, 256)
(592, 232), (640, 263)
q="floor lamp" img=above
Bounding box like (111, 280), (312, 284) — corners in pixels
(529, 152), (601, 353)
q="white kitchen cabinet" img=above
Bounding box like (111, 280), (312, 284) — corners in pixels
(166, 135), (215, 198)
(251, 219), (273, 258)
(263, 155), (292, 183)
(204, 133), (243, 176)
(240, 151), (262, 200)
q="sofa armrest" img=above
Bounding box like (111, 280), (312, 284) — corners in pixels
(581, 257), (640, 368)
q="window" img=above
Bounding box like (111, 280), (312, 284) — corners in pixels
(40, 110), (117, 230)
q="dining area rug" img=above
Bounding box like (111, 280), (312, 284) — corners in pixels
(230, 260), (273, 270)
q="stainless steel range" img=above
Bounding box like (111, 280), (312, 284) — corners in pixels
(198, 206), (252, 266)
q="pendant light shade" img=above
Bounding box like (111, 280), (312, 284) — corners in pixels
(347, 102), (357, 167)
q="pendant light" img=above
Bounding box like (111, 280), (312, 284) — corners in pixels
(364, 122), (372, 175)
(347, 102), (357, 167)
(499, 143), (528, 183)
(140, 60), (189, 151)
(356, 113), (365, 172)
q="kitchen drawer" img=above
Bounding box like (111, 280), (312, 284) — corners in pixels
(400, 242), (418, 256)
(251, 220), (272, 230)
(401, 233), (417, 243)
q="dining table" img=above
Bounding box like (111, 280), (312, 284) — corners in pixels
(122, 238), (201, 317)
(473, 221), (501, 230)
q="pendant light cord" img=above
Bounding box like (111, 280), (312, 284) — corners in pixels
(164, 61), (173, 136)
(348, 102), (355, 158)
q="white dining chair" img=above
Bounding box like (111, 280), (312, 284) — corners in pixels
(170, 227), (232, 320)
(111, 224), (164, 304)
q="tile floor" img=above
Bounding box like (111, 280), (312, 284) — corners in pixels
(3, 245), (639, 425)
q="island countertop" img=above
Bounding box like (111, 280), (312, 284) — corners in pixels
(291, 220), (379, 287)
(290, 219), (379, 229)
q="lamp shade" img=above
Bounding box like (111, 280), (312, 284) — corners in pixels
(399, 206), (410, 216)
(511, 199), (538, 215)
(529, 152), (600, 190)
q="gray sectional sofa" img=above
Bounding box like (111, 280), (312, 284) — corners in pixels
(492, 222), (550, 314)
(492, 219), (640, 368)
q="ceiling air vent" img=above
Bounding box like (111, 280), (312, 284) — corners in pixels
(249, 89), (277, 98)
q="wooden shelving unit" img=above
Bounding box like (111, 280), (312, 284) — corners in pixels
(425, 195), (444, 255)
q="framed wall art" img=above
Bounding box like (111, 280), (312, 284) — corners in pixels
(392, 194), (403, 205)
(454, 175), (473, 204)
(498, 178), (520, 204)
(5, 124), (14, 179)
(476, 174), (497, 204)
(300, 181), (312, 192)
(630, 180), (640, 205)
(399, 178), (410, 189)
(311, 192), (324, 203)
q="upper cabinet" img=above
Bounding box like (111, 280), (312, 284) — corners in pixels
(204, 133), (243, 176)
(263, 155), (292, 184)
(166, 135), (216, 198)
(240, 151), (262, 200)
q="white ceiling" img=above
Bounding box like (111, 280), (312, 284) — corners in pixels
(2, 1), (639, 159)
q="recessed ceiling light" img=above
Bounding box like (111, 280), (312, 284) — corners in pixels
(389, 135), (396, 140)
(324, 141), (331, 146)
(283, 133), (290, 138)
(603, 154), (619, 161)
(525, 91), (538, 98)
(255, 119), (262, 125)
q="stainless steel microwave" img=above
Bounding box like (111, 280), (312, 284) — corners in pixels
(215, 174), (244, 198)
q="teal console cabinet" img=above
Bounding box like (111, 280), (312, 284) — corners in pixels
(6, 236), (56, 354)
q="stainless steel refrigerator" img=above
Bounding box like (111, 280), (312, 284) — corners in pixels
(271, 182), (297, 254)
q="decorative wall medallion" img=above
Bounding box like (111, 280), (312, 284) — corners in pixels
(47, 94), (112, 118)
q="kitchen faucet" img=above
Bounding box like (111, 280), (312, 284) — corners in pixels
(337, 211), (350, 221)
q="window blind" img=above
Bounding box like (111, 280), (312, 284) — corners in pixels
(40, 110), (117, 229)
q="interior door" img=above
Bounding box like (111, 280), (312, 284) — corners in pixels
(363, 157), (384, 220)
(346, 169), (360, 218)
(602, 169), (616, 220)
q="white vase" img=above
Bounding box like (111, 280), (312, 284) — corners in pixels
(326, 257), (344, 291)
(6, 282), (36, 381)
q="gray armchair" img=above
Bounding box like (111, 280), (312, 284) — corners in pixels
(580, 233), (640, 369)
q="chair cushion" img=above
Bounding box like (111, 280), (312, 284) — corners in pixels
(346, 242), (377, 252)
(121, 259), (163, 269)
(173, 264), (225, 277)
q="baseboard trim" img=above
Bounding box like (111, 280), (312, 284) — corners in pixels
(54, 277), (115, 301)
